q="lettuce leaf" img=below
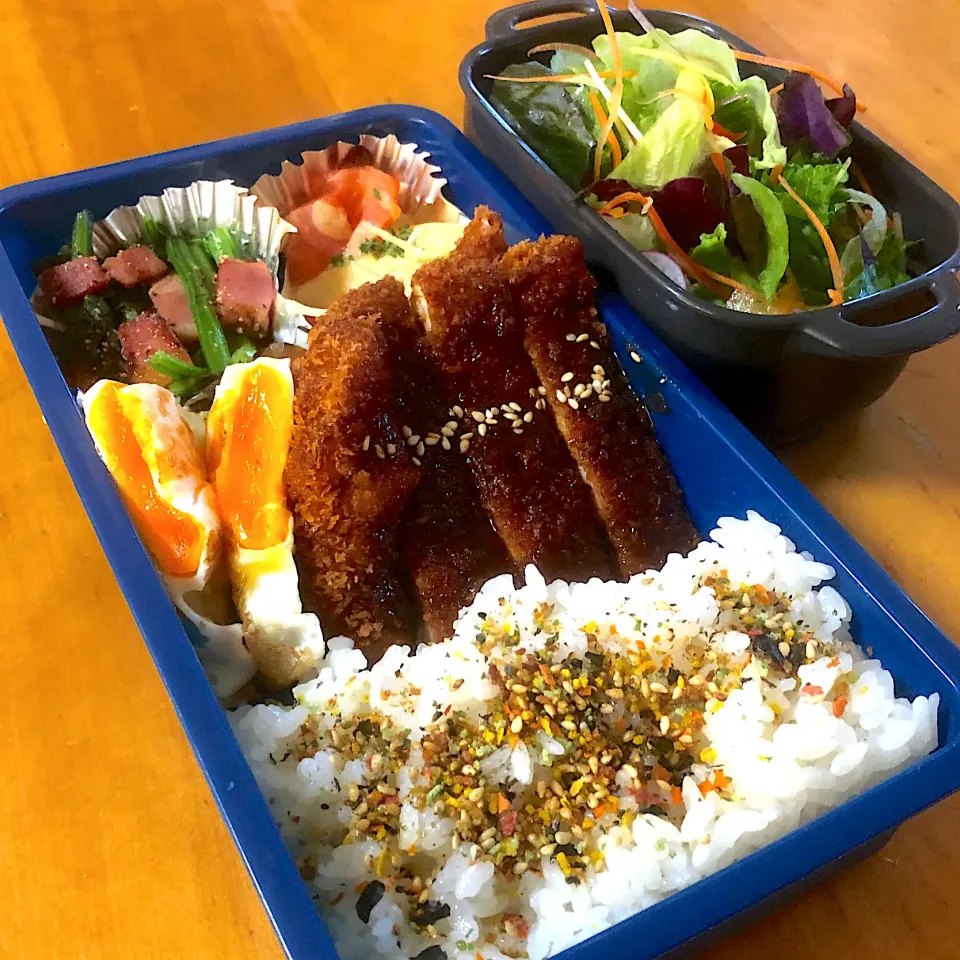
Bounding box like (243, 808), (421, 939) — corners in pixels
(489, 63), (596, 188)
(610, 68), (709, 186)
(843, 228), (911, 301)
(609, 211), (659, 251)
(769, 155), (850, 226)
(729, 174), (789, 299)
(689, 223), (758, 290)
(776, 72), (851, 158)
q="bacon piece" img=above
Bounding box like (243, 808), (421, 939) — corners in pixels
(116, 310), (193, 386)
(38, 257), (110, 307)
(373, 277), (515, 643)
(411, 208), (617, 583)
(102, 245), (168, 288)
(285, 279), (419, 663)
(149, 274), (197, 342)
(215, 258), (275, 334)
(502, 235), (697, 575)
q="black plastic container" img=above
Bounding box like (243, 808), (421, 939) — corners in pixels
(461, 2), (960, 445)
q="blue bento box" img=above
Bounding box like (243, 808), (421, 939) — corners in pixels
(0, 106), (958, 960)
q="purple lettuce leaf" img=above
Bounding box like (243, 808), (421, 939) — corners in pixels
(825, 83), (857, 128)
(776, 72), (851, 157)
(724, 145), (751, 178)
(649, 177), (725, 251)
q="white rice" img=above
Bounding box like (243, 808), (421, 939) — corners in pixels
(229, 512), (938, 960)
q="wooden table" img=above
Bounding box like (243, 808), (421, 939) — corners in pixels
(0, 1), (957, 957)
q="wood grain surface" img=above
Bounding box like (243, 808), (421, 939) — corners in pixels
(0, 1), (957, 957)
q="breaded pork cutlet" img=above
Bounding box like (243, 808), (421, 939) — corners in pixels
(502, 235), (697, 574)
(372, 277), (515, 642)
(285, 280), (420, 662)
(411, 208), (617, 583)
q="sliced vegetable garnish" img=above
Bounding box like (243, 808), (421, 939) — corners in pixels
(732, 50), (865, 111)
(774, 171), (845, 304)
(203, 225), (242, 264)
(148, 350), (209, 379)
(588, 92), (623, 167)
(228, 337), (258, 365)
(583, 59), (644, 144)
(527, 42), (599, 61)
(165, 236), (231, 374)
(71, 211), (93, 259)
(594, 0), (625, 182)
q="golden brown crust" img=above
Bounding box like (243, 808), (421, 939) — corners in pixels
(502, 236), (698, 574)
(411, 223), (617, 584)
(285, 278), (419, 662)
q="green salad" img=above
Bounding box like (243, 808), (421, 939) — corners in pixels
(490, 3), (912, 313)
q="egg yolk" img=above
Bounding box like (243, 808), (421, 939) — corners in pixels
(207, 362), (292, 551)
(86, 382), (208, 579)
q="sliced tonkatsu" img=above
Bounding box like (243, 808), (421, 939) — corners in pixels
(285, 283), (419, 662)
(369, 276), (516, 642)
(411, 209), (618, 584)
(502, 235), (698, 574)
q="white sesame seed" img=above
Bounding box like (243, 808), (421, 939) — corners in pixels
(599, 393), (611, 402)
(461, 432), (474, 441)
(362, 435), (370, 452)
(512, 427), (523, 434)
(416, 441), (425, 456)
(459, 438), (470, 454)
(574, 384), (585, 397)
(445, 420), (458, 432)
(566, 333), (576, 341)
(650, 682), (668, 694)
(503, 410), (518, 420)
(529, 387), (537, 398)
(478, 423), (487, 437)
(375, 445), (385, 459)
(485, 416), (497, 425)
(523, 411), (533, 422)
(441, 436), (451, 451)
(581, 386), (593, 399)
(561, 371), (574, 383)
(510, 715), (523, 734)
(590, 340), (600, 349)
(441, 425), (455, 438)
(509, 401), (522, 412)
(568, 398), (579, 410)
(659, 715), (671, 734)
(471, 410), (485, 423)
(563, 385), (571, 397)
(556, 389), (567, 403)
(593, 365), (605, 375)
(425, 436), (439, 446)
(401, 425), (412, 438)
(538, 385), (547, 395)
(576, 333), (589, 343)
(630, 351), (642, 363)
(406, 434), (419, 446)
(386, 443), (396, 455)
(412, 457), (422, 467)
(453, 405), (464, 418)
(488, 406), (500, 416)
(778, 641), (791, 657)
(602, 379), (611, 389)
(535, 398), (546, 410)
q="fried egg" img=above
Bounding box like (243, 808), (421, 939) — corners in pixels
(82, 380), (255, 696)
(206, 357), (325, 686)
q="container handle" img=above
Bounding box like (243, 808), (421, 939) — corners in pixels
(485, 0), (597, 40)
(799, 265), (960, 359)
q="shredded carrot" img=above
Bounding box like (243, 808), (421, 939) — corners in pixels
(850, 161), (874, 196)
(594, 0), (624, 181)
(484, 69), (636, 84)
(605, 207), (626, 218)
(596, 190), (652, 216)
(732, 50), (865, 112)
(698, 780), (717, 797)
(769, 82), (784, 97)
(713, 769), (731, 790)
(769, 163), (784, 185)
(697, 263), (757, 296)
(712, 121), (745, 142)
(671, 786), (683, 806)
(539, 663), (555, 686)
(497, 793), (511, 813)
(588, 91), (623, 167)
(527, 41), (599, 61)
(508, 733), (520, 749)
(833, 695), (849, 718)
(593, 803), (608, 819)
(331, 892), (344, 905)
(710, 151), (728, 181)
(829, 657), (841, 668)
